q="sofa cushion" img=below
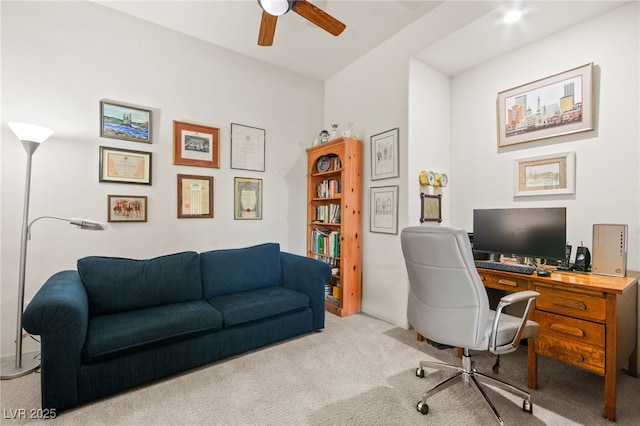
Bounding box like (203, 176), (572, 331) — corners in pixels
(78, 251), (202, 316)
(82, 300), (223, 364)
(201, 243), (282, 298)
(208, 286), (309, 327)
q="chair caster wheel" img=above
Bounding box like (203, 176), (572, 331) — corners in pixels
(415, 367), (424, 378)
(416, 401), (429, 415)
(522, 399), (533, 414)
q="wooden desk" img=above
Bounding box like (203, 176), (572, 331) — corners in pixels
(477, 268), (638, 421)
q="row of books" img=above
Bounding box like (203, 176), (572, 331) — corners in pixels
(315, 204), (340, 223)
(311, 228), (340, 258)
(315, 179), (341, 198)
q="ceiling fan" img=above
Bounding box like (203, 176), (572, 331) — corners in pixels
(257, 0), (346, 46)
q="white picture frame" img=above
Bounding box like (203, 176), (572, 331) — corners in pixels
(513, 151), (575, 197)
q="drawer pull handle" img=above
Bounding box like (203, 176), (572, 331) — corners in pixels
(549, 346), (585, 363)
(552, 298), (587, 310)
(550, 323), (585, 337)
(498, 279), (518, 287)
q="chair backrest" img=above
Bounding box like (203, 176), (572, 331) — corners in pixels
(401, 225), (489, 350)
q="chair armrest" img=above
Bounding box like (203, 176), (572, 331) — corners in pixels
(280, 252), (331, 331)
(490, 290), (540, 355)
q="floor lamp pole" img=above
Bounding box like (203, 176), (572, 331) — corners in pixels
(1, 140), (42, 379)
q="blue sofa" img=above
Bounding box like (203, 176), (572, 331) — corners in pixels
(22, 243), (330, 412)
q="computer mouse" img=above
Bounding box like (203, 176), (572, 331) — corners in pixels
(537, 269), (551, 277)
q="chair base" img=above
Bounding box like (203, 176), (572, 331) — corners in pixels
(415, 349), (533, 426)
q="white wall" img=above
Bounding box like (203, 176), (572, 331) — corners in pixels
(1, 1), (323, 358)
(326, 3), (639, 332)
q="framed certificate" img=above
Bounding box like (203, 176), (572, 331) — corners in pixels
(177, 174), (213, 218)
(99, 146), (152, 185)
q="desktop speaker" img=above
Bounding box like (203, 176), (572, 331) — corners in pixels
(574, 246), (590, 272)
(592, 224), (627, 277)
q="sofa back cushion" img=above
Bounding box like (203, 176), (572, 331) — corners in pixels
(201, 243), (282, 298)
(78, 251), (202, 316)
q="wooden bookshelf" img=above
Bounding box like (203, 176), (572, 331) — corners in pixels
(306, 137), (362, 317)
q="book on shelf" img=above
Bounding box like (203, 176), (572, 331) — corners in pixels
(316, 179), (341, 198)
(315, 204), (341, 223)
(311, 228), (340, 258)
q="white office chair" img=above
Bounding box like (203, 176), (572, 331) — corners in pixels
(401, 225), (541, 425)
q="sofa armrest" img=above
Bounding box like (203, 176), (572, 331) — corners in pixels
(280, 252), (331, 331)
(22, 270), (89, 411)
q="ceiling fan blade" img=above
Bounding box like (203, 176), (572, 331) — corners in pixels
(293, 0), (346, 37)
(258, 11), (278, 46)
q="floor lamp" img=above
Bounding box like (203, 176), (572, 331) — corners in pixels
(0, 122), (107, 380)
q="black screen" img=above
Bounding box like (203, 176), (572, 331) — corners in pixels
(473, 207), (566, 261)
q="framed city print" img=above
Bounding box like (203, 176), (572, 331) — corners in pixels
(497, 63), (594, 147)
(231, 123), (265, 172)
(100, 100), (151, 143)
(370, 185), (398, 234)
(420, 193), (442, 223)
(173, 121), (220, 168)
(177, 174), (213, 218)
(99, 146), (152, 185)
(371, 127), (399, 180)
(107, 195), (147, 222)
(513, 151), (575, 197)
(234, 177), (262, 220)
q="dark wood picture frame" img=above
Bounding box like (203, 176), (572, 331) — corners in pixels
(107, 195), (148, 222)
(420, 193), (442, 223)
(177, 174), (214, 218)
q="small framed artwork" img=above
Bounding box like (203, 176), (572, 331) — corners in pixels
(497, 63), (594, 147)
(177, 174), (213, 218)
(370, 185), (398, 234)
(420, 193), (442, 223)
(231, 123), (265, 172)
(107, 195), (147, 222)
(234, 177), (262, 220)
(99, 146), (152, 185)
(173, 121), (220, 168)
(371, 128), (399, 180)
(513, 151), (575, 197)
(100, 100), (151, 143)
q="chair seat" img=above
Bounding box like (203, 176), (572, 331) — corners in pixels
(484, 310), (540, 351)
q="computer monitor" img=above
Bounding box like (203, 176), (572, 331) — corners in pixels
(472, 207), (566, 261)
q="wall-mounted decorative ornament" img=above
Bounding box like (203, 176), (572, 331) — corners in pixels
(419, 170), (448, 188)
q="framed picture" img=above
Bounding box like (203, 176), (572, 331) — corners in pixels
(231, 123), (265, 172)
(234, 177), (262, 220)
(100, 100), (151, 143)
(513, 151), (576, 197)
(420, 193), (442, 223)
(497, 63), (594, 147)
(177, 174), (213, 218)
(371, 128), (399, 180)
(99, 146), (152, 185)
(370, 186), (398, 234)
(173, 121), (220, 168)
(107, 195), (147, 222)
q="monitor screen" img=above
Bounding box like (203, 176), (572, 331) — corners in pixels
(472, 207), (566, 261)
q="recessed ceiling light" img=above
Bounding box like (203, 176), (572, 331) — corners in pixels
(504, 9), (523, 24)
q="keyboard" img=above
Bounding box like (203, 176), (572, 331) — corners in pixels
(474, 261), (536, 275)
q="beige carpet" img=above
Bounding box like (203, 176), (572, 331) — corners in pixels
(1, 313), (639, 425)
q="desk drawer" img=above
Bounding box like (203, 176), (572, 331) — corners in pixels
(535, 287), (606, 322)
(535, 334), (604, 375)
(478, 272), (528, 292)
(536, 311), (604, 348)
